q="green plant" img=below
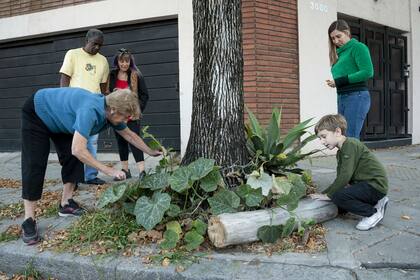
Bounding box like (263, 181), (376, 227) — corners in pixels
(160, 219), (207, 251)
(60, 210), (138, 254)
(95, 125), (317, 249)
(244, 108), (320, 243)
(245, 107), (318, 176)
(22, 261), (42, 280)
(0, 227), (20, 243)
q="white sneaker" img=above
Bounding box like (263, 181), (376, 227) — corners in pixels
(356, 210), (384, 231)
(374, 196), (389, 216)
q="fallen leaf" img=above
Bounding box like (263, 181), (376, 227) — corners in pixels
(162, 258), (170, 267)
(175, 265), (185, 272)
(401, 215), (412, 220)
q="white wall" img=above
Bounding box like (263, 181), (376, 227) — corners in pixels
(0, 0), (194, 155)
(298, 0), (338, 153)
(337, 0), (411, 32)
(409, 0), (420, 143)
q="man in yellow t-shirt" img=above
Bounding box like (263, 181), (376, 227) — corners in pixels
(59, 29), (110, 185)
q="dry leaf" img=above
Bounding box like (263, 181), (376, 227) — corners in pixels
(175, 265), (185, 272)
(161, 258), (170, 267)
(141, 256), (152, 264)
(401, 215), (412, 220)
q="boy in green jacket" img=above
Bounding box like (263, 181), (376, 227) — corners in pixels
(311, 114), (389, 230)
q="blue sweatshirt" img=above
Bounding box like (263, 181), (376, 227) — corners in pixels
(34, 87), (126, 139)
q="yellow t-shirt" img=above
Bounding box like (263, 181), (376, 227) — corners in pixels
(59, 48), (109, 93)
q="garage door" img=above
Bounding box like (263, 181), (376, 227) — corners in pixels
(0, 19), (180, 152)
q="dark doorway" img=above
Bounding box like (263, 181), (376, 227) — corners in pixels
(338, 14), (410, 145)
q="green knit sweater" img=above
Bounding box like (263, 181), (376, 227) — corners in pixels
(323, 138), (388, 198)
(331, 38), (374, 94)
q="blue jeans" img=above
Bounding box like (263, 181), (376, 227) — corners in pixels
(337, 90), (371, 139)
(84, 134), (99, 181)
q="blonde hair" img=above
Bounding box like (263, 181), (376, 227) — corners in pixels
(328, 20), (351, 66)
(315, 114), (347, 135)
(105, 89), (140, 119)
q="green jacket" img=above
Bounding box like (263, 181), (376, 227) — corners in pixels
(331, 38), (374, 94)
(323, 138), (388, 197)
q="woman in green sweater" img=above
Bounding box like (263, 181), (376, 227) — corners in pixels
(326, 20), (374, 139)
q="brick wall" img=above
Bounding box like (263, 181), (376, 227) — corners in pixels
(242, 0), (299, 130)
(0, 0), (100, 18)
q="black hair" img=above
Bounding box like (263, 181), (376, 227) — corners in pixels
(86, 29), (104, 42)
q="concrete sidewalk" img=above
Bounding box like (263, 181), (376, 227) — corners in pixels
(0, 147), (419, 280)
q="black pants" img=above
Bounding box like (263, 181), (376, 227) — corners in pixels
(114, 120), (144, 163)
(331, 181), (385, 217)
(21, 94), (84, 201)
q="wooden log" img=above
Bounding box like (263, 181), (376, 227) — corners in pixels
(208, 198), (338, 248)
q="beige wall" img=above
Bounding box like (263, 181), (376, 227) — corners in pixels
(0, 0), (194, 155)
(298, 0), (338, 153)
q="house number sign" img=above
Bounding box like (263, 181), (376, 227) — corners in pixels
(310, 1), (328, 13)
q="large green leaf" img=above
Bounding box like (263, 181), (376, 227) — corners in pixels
(199, 168), (223, 192)
(123, 202), (135, 215)
(276, 174), (307, 211)
(166, 204), (181, 217)
(169, 166), (192, 193)
(189, 158), (215, 181)
(272, 176), (293, 195)
(250, 135), (264, 153)
(97, 183), (128, 208)
(246, 169), (272, 196)
(184, 230), (204, 251)
(160, 229), (179, 250)
(191, 219), (207, 235)
(166, 221), (182, 235)
(282, 217), (296, 237)
(246, 108), (264, 139)
(140, 172), (170, 190)
(134, 192), (171, 230)
(289, 134), (318, 155)
(281, 118), (313, 149)
(142, 126), (167, 155)
(236, 184), (264, 207)
(270, 142), (284, 156)
(287, 173), (307, 199)
(265, 108), (281, 155)
(246, 138), (256, 156)
(208, 189), (240, 215)
(257, 225), (282, 243)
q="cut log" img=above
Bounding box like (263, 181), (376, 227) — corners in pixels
(208, 198), (338, 248)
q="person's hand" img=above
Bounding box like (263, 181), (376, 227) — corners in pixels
(326, 79), (336, 88)
(149, 150), (163, 157)
(109, 168), (126, 180)
(310, 193), (331, 201)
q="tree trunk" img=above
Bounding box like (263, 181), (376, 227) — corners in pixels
(183, 0), (248, 171)
(208, 199), (338, 248)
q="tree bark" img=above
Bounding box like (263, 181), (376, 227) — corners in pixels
(208, 199), (338, 248)
(183, 0), (248, 170)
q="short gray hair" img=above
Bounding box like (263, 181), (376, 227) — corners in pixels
(86, 29), (103, 42)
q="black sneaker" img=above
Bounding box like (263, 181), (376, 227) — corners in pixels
(114, 169), (132, 181)
(21, 217), (41, 245)
(59, 199), (85, 217)
(85, 177), (106, 185)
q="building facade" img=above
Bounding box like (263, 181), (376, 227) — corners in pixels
(0, 0), (419, 154)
